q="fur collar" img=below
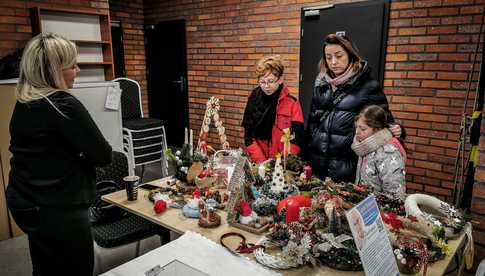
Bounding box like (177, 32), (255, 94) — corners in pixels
(351, 128), (392, 157)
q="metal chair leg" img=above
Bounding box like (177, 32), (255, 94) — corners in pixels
(140, 165), (145, 183)
(135, 241), (141, 257)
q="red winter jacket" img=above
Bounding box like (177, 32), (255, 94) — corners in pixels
(245, 86), (304, 163)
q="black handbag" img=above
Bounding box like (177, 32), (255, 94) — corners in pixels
(89, 180), (127, 225)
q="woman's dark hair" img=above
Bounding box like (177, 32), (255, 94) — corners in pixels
(355, 105), (388, 130)
(318, 33), (363, 77)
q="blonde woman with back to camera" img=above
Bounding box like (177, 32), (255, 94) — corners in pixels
(6, 33), (112, 276)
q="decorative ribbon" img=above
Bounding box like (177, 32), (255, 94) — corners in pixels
(280, 128), (294, 171)
(220, 232), (264, 254)
(316, 233), (353, 252)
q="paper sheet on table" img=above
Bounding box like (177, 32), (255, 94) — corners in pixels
(102, 231), (281, 276)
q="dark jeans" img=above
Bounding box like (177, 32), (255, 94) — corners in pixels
(6, 186), (94, 276)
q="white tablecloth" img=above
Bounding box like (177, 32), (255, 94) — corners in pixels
(102, 231), (280, 276)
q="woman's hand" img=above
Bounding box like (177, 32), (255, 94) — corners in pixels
(389, 124), (402, 137)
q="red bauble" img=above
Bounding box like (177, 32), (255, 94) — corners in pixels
(154, 200), (167, 214)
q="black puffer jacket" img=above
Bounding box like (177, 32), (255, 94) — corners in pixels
(306, 62), (394, 182)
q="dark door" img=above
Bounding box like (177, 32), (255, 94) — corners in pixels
(145, 20), (189, 147)
(111, 21), (126, 77)
(299, 0), (390, 125)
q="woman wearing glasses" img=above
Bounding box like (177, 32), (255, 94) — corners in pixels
(242, 55), (304, 163)
(306, 33), (403, 183)
(6, 33), (112, 275)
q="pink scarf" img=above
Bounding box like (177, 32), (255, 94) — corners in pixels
(324, 64), (356, 92)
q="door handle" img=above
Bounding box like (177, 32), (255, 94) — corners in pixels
(172, 76), (185, 92)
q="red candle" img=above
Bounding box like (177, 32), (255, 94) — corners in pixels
(286, 199), (300, 223)
(304, 165), (312, 181)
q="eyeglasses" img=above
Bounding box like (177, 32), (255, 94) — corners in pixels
(258, 77), (279, 87)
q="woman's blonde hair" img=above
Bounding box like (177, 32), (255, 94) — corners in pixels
(255, 55), (284, 79)
(16, 33), (77, 103)
(318, 33), (363, 78)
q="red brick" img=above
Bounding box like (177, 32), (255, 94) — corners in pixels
(439, 34), (471, 43)
(413, 175), (442, 186)
(394, 79), (421, 87)
(395, 63), (423, 70)
(384, 71), (407, 78)
(430, 139), (458, 149)
(389, 19), (412, 27)
(393, 111), (418, 120)
(388, 37), (410, 45)
(425, 44), (457, 52)
(441, 16), (473, 25)
(473, 183), (485, 199)
(420, 97), (449, 106)
(439, 53), (470, 61)
(398, 27), (427, 35)
(415, 160), (443, 171)
(460, 5), (484, 14)
(429, 7), (460, 16)
(415, 0), (443, 7)
(390, 1), (413, 10)
(396, 45), (424, 52)
(402, 104), (433, 113)
(406, 182), (424, 191)
(471, 198), (485, 214)
(403, 120), (432, 129)
(409, 53), (438, 61)
(406, 166), (426, 176)
(419, 113), (449, 122)
(459, 24), (482, 34)
(417, 129), (447, 139)
(404, 88), (436, 96)
(399, 9), (428, 18)
(437, 72), (468, 80)
(427, 26), (458, 34)
(424, 62), (453, 71)
(421, 80), (451, 88)
(0, 16), (28, 24)
(413, 17), (441, 26)
(410, 36), (439, 44)
(443, 0), (473, 5)
(425, 185), (452, 196)
(386, 54), (408, 61)
(407, 71), (436, 79)
(432, 122), (460, 132)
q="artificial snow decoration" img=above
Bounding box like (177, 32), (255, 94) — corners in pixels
(270, 154), (288, 194)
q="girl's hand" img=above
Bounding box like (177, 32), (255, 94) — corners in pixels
(390, 124), (402, 137)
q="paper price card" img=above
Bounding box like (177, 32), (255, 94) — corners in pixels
(346, 195), (399, 276)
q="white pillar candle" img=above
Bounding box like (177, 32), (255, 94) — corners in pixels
(184, 128), (188, 144)
(189, 129), (193, 156)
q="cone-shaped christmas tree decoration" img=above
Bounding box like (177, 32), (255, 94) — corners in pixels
(270, 153), (287, 193)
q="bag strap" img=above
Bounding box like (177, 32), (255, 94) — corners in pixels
(318, 89), (350, 123)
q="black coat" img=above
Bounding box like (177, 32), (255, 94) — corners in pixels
(306, 62), (394, 183)
(9, 92), (112, 206)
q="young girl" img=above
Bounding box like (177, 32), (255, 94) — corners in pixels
(351, 105), (406, 197)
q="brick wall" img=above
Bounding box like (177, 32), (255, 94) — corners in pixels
(143, 0), (310, 147)
(2, 0), (485, 259)
(387, 0), (482, 203)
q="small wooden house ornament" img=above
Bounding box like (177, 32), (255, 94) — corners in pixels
(225, 151), (255, 225)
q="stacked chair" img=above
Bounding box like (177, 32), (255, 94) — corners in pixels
(90, 151), (167, 275)
(114, 77), (168, 180)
